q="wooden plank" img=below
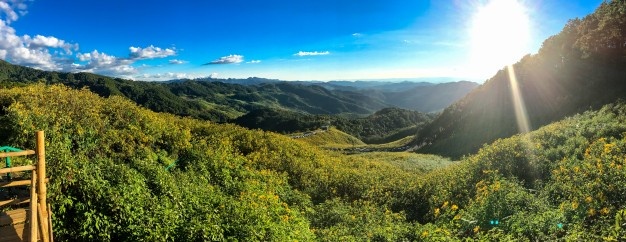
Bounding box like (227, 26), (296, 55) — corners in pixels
(0, 178), (49, 188)
(0, 150), (35, 158)
(0, 179), (31, 188)
(29, 172), (37, 242)
(0, 208), (28, 226)
(0, 165), (35, 174)
(0, 198), (30, 207)
(0, 222), (27, 242)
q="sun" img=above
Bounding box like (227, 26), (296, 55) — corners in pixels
(469, 0), (530, 77)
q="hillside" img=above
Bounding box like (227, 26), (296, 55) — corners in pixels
(2, 84), (626, 240)
(296, 127), (366, 148)
(412, 1), (626, 158)
(233, 107), (434, 144)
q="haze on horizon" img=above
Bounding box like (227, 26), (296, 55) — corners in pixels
(0, 0), (603, 82)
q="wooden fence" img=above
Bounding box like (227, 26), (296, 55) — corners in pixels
(0, 131), (53, 242)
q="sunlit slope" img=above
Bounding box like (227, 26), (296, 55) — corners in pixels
(0, 84), (427, 241)
(2, 84), (626, 240)
(296, 127), (365, 148)
(350, 152), (453, 174)
(412, 1), (626, 158)
(413, 102), (626, 240)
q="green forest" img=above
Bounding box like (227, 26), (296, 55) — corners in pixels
(1, 0), (626, 241)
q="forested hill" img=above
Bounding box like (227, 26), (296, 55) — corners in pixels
(0, 59), (475, 122)
(411, 1), (626, 158)
(233, 107), (435, 144)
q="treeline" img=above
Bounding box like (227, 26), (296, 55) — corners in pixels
(412, 0), (626, 158)
(233, 107), (434, 144)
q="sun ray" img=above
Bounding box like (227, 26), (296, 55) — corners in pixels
(507, 64), (531, 133)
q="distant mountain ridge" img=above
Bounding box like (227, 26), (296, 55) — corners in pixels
(0, 60), (477, 122)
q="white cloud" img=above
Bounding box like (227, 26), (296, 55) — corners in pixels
(139, 72), (192, 81)
(74, 50), (137, 76)
(352, 33), (362, 37)
(246, 60), (261, 64)
(0, 2), (181, 79)
(168, 59), (185, 64)
(73, 45), (179, 76)
(24, 34), (78, 54)
(205, 54), (243, 64)
(129, 45), (176, 59)
(0, 1), (79, 71)
(0, 1), (18, 23)
(294, 51), (330, 57)
(209, 72), (218, 78)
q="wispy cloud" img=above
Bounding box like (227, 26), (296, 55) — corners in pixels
(204, 54), (244, 65)
(294, 51), (330, 57)
(139, 72), (193, 81)
(129, 45), (176, 59)
(168, 59), (186, 64)
(246, 60), (261, 64)
(352, 33), (363, 37)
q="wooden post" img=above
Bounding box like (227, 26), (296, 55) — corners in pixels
(29, 171), (38, 242)
(48, 204), (54, 242)
(36, 130), (49, 242)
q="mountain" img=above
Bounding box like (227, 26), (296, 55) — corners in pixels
(411, 0), (626, 158)
(233, 107), (435, 144)
(383, 81), (479, 112)
(0, 59), (477, 123)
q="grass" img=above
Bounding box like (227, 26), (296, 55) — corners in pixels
(351, 152), (454, 174)
(295, 127), (365, 147)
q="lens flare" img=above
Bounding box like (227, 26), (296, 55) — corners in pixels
(506, 65), (530, 133)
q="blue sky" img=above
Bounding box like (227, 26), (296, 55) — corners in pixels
(0, 0), (603, 82)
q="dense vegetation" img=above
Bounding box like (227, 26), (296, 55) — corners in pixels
(234, 107), (433, 144)
(2, 82), (626, 241)
(412, 0), (626, 158)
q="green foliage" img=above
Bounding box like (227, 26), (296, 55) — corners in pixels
(3, 80), (626, 241)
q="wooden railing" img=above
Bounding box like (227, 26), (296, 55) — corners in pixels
(0, 131), (53, 242)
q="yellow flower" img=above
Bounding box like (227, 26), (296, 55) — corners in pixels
(434, 208), (440, 217)
(587, 208), (596, 216)
(473, 226), (480, 233)
(572, 201), (579, 209)
(585, 196), (593, 204)
(451, 204), (459, 211)
(600, 207), (610, 215)
(454, 214), (462, 220)
(421, 231), (429, 238)
(442, 201), (449, 208)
